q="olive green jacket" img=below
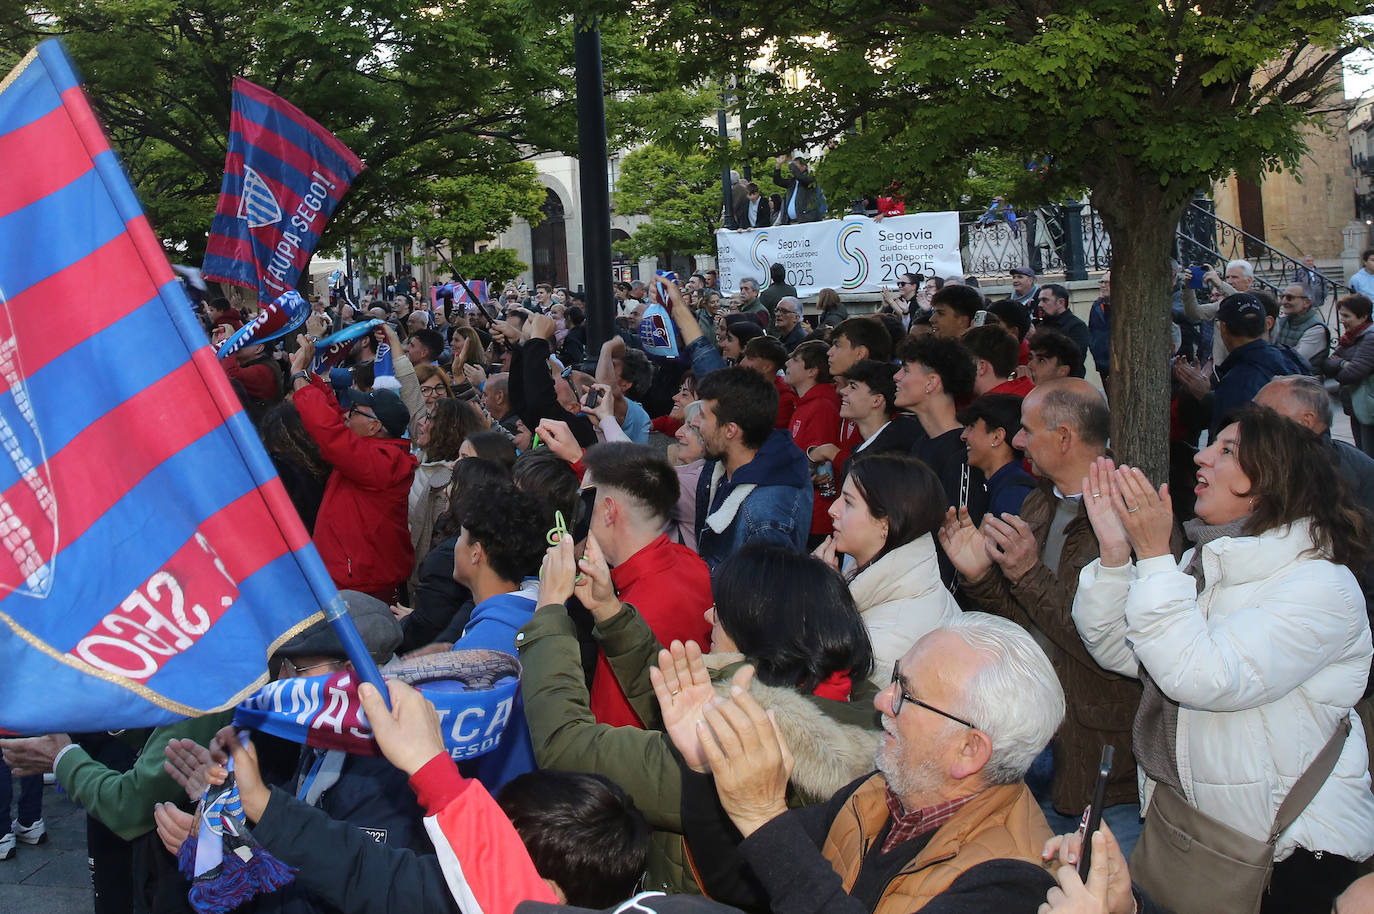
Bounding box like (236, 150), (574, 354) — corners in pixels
(517, 602), (881, 895)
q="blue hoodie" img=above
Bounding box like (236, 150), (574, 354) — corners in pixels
(451, 579), (539, 791)
(694, 428), (813, 570)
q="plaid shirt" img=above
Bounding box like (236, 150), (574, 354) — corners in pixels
(881, 786), (980, 854)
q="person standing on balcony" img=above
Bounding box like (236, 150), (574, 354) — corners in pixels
(774, 154), (822, 225)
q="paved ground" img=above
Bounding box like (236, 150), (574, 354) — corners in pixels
(0, 783), (95, 913)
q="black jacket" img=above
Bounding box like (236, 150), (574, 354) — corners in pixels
(735, 196), (773, 228)
(251, 786), (458, 914)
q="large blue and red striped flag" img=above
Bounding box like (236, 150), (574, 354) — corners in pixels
(0, 40), (347, 735)
(202, 78), (363, 304)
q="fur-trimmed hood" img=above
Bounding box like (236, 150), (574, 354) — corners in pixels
(705, 652), (882, 804)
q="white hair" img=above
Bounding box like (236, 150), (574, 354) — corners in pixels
(682, 399), (706, 426)
(941, 612), (1065, 786)
(1226, 259), (1254, 279)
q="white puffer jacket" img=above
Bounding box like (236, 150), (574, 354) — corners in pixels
(1072, 519), (1374, 861)
(848, 534), (961, 689)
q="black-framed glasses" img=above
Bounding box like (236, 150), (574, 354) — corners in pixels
(889, 661), (978, 729)
(348, 406), (377, 421)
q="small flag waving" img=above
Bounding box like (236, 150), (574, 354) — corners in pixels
(202, 78), (363, 304)
(0, 40), (343, 735)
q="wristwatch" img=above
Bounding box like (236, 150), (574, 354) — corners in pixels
(292, 370), (311, 384)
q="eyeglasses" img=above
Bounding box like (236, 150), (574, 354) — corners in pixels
(1280, 294), (1309, 300)
(280, 657), (347, 678)
(889, 661), (978, 729)
(348, 406), (378, 421)
(419, 384), (447, 396)
(896, 281), (913, 287)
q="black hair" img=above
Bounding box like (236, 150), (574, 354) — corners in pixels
(1339, 293), (1373, 321)
(842, 359), (897, 414)
(582, 442), (679, 524)
(208, 296), (235, 314)
(713, 544), (874, 690)
(832, 317), (893, 363)
(1027, 329), (1081, 369)
(513, 449), (581, 526)
(464, 430), (517, 471)
(962, 325), (1019, 379)
(846, 453), (948, 568)
(769, 262), (787, 282)
(1043, 283), (1070, 305)
(434, 457), (513, 540)
(260, 402), (330, 481)
(564, 305), (585, 327)
(931, 284), (982, 321)
(897, 336), (976, 397)
(497, 770), (650, 909)
(696, 367), (778, 450)
(956, 394), (1025, 457)
(350, 361), (375, 391)
(620, 347), (654, 401)
(452, 478), (551, 583)
(409, 328), (445, 362)
(875, 313), (906, 350)
(791, 340), (833, 383)
(743, 336), (788, 371)
(988, 300), (1031, 340)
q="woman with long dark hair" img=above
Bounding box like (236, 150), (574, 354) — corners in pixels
(1074, 406), (1374, 912)
(815, 453), (961, 687)
(259, 402), (330, 533)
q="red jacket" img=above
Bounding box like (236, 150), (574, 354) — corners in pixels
(294, 377), (418, 596)
(788, 382), (842, 536)
(223, 356), (279, 401)
(773, 375), (799, 430)
(589, 534), (712, 727)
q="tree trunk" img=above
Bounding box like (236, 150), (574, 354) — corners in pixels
(1091, 185), (1187, 487)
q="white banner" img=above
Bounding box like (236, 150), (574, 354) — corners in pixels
(715, 212), (962, 297)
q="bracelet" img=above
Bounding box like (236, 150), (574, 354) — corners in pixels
(292, 371), (311, 383)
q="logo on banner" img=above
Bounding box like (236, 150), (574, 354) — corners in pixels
(749, 232), (770, 275)
(837, 221), (869, 290)
(237, 166), (282, 229)
(0, 285), (56, 597)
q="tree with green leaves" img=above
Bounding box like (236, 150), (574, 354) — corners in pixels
(0, 0), (658, 277)
(612, 141), (781, 262)
(630, 0), (1373, 478)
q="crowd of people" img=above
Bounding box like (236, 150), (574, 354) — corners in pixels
(2, 257), (1373, 914)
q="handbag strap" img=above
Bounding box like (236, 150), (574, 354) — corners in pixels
(1267, 715), (1352, 845)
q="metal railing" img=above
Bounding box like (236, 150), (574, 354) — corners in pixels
(960, 203), (1112, 280)
(1175, 199), (1348, 314)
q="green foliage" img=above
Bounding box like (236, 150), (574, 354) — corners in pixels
(0, 0), (656, 261)
(368, 163), (545, 268)
(452, 248), (528, 285)
(612, 140), (785, 260)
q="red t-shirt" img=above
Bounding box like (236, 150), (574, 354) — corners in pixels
(589, 535), (713, 728)
(987, 376), (1035, 399)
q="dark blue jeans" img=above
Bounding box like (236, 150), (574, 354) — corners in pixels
(0, 756), (42, 827)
